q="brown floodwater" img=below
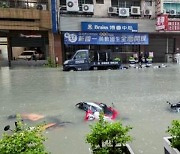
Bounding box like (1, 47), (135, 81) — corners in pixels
(0, 64), (179, 154)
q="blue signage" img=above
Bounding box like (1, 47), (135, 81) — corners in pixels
(51, 0), (58, 33)
(64, 32), (149, 45)
(81, 22), (138, 33)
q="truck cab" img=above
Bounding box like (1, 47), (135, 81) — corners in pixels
(63, 49), (121, 71)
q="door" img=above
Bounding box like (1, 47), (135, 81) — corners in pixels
(72, 50), (89, 70)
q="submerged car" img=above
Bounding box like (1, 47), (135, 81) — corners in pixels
(75, 101), (119, 121)
(17, 50), (40, 60)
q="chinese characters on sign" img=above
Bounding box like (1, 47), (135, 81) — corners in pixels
(81, 22), (138, 33)
(156, 15), (168, 30)
(156, 15), (180, 31)
(168, 21), (180, 31)
(64, 32), (149, 45)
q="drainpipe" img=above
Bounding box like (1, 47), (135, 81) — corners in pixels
(166, 38), (169, 62)
(166, 38), (169, 54)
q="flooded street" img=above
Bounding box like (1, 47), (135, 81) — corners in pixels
(0, 65), (180, 154)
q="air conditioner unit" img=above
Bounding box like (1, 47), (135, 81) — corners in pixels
(82, 4), (94, 13)
(144, 9), (152, 15)
(36, 4), (47, 10)
(177, 11), (180, 15)
(66, 0), (79, 12)
(119, 8), (129, 17)
(169, 9), (176, 15)
(131, 6), (141, 15)
(108, 7), (117, 14)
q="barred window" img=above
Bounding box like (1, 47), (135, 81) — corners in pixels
(111, 0), (140, 8)
(96, 0), (104, 4)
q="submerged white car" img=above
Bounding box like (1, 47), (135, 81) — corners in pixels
(17, 50), (40, 60)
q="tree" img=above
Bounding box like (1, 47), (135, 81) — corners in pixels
(0, 115), (49, 154)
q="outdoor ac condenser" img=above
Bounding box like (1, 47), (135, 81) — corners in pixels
(66, 0), (79, 12)
(82, 4), (94, 13)
(169, 9), (176, 15)
(144, 9), (152, 16)
(119, 8), (129, 17)
(131, 6), (141, 15)
(108, 7), (118, 14)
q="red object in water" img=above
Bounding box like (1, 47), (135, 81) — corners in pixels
(84, 107), (119, 121)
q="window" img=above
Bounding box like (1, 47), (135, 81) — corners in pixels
(96, 0), (104, 4)
(74, 51), (87, 59)
(79, 0), (93, 5)
(60, 0), (66, 5)
(145, 0), (152, 7)
(111, 0), (141, 7)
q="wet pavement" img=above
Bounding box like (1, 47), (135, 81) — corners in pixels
(0, 64), (180, 154)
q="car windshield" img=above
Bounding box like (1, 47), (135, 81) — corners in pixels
(21, 52), (34, 56)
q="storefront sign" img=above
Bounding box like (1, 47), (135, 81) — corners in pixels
(51, 0), (58, 33)
(20, 34), (42, 38)
(167, 21), (180, 31)
(156, 15), (168, 30)
(156, 15), (180, 31)
(64, 32), (149, 45)
(81, 22), (138, 32)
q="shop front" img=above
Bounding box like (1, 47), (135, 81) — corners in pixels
(154, 15), (180, 63)
(62, 22), (149, 63)
(0, 30), (49, 66)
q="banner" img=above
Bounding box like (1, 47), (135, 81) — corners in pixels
(81, 22), (138, 33)
(156, 15), (180, 31)
(51, 0), (58, 33)
(64, 32), (149, 45)
(168, 21), (180, 31)
(156, 15), (168, 31)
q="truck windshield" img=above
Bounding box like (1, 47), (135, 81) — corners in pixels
(74, 51), (87, 59)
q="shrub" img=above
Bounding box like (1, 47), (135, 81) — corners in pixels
(113, 57), (121, 62)
(86, 113), (132, 153)
(167, 119), (180, 150)
(45, 57), (57, 67)
(0, 116), (49, 154)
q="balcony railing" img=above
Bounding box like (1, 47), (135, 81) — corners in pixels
(0, 0), (48, 10)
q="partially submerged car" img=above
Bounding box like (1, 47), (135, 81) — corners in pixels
(167, 101), (180, 112)
(75, 101), (119, 121)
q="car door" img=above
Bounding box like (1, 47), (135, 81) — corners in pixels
(73, 50), (89, 70)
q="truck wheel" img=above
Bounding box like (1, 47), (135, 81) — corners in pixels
(69, 68), (76, 71)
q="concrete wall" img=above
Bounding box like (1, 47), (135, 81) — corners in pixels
(93, 0), (111, 17)
(59, 16), (156, 32)
(12, 47), (24, 59)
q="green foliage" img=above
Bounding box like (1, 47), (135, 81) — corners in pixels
(86, 113), (132, 153)
(0, 116), (49, 154)
(45, 57), (57, 67)
(147, 56), (153, 59)
(167, 119), (180, 150)
(113, 57), (121, 62)
(129, 57), (135, 60)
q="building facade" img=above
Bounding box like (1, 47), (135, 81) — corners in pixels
(0, 0), (61, 66)
(58, 0), (180, 64)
